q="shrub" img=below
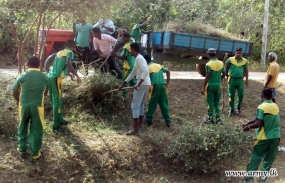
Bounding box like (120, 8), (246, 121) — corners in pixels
(63, 71), (126, 113)
(0, 77), (18, 137)
(165, 123), (252, 173)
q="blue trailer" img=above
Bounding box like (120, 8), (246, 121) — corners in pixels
(142, 32), (253, 76)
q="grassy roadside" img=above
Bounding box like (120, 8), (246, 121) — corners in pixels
(0, 75), (285, 183)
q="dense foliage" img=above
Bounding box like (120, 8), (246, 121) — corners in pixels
(165, 123), (252, 173)
(0, 0), (285, 63)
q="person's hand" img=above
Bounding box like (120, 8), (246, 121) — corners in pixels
(16, 101), (19, 106)
(243, 125), (250, 132)
(245, 80), (249, 87)
(242, 123), (248, 129)
(134, 85), (140, 90)
(97, 50), (103, 57)
(224, 54), (228, 61)
(263, 85), (267, 89)
(110, 51), (116, 56)
(118, 82), (126, 90)
(70, 74), (75, 81)
(76, 76), (82, 84)
(201, 88), (205, 95)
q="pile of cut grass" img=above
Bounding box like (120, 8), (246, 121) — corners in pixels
(161, 21), (241, 40)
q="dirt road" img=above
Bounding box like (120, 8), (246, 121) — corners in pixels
(0, 68), (283, 81)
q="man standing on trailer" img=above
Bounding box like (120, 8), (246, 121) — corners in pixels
(75, 20), (93, 75)
(225, 48), (249, 116)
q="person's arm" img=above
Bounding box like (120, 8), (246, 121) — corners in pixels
(108, 35), (117, 45)
(264, 75), (273, 88)
(125, 63), (137, 82)
(136, 57), (149, 83)
(242, 108), (264, 132)
(264, 65), (276, 88)
(93, 38), (103, 56)
(221, 64), (226, 79)
(165, 70), (170, 86)
(12, 76), (21, 105)
(225, 58), (230, 78)
(201, 72), (210, 95)
(112, 48), (127, 60)
(244, 60), (249, 85)
(66, 52), (81, 83)
(201, 65), (210, 95)
(13, 90), (20, 105)
(102, 24), (114, 33)
(140, 20), (150, 28)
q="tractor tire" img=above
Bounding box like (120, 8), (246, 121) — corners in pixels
(196, 64), (206, 77)
(44, 53), (57, 73)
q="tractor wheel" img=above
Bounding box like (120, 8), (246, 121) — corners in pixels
(196, 64), (206, 77)
(44, 53), (57, 73)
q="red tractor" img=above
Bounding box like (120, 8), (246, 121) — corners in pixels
(41, 27), (124, 74)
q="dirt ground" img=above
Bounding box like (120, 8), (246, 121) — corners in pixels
(0, 76), (285, 183)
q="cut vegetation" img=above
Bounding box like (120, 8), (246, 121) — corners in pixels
(0, 72), (285, 183)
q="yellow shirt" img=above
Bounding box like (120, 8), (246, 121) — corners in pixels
(265, 61), (279, 88)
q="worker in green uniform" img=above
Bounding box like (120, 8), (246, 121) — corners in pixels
(112, 32), (136, 87)
(12, 56), (49, 161)
(131, 19), (151, 42)
(131, 19), (151, 55)
(143, 55), (171, 128)
(242, 88), (280, 182)
(225, 48), (249, 116)
(201, 48), (225, 125)
(48, 40), (81, 134)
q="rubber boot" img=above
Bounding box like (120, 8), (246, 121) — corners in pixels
(126, 118), (139, 135)
(138, 116), (144, 128)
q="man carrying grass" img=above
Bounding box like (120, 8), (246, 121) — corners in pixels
(13, 56), (49, 161)
(242, 88), (280, 182)
(48, 40), (81, 134)
(143, 54), (171, 128)
(201, 48), (225, 125)
(264, 52), (279, 103)
(225, 48), (249, 116)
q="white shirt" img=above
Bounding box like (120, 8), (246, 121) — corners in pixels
(125, 54), (151, 86)
(93, 19), (115, 35)
(93, 34), (117, 57)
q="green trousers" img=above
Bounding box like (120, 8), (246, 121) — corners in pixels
(18, 105), (45, 158)
(246, 138), (279, 180)
(206, 85), (221, 121)
(48, 77), (64, 129)
(228, 77), (244, 110)
(145, 84), (170, 123)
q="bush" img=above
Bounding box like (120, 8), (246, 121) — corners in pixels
(0, 77), (18, 137)
(63, 71), (126, 112)
(165, 123), (252, 173)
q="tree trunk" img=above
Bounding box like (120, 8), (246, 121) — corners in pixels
(34, 13), (43, 57)
(39, 13), (46, 71)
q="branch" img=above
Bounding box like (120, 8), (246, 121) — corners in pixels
(34, 13), (43, 56)
(0, 14), (20, 47)
(21, 14), (40, 52)
(39, 13), (46, 71)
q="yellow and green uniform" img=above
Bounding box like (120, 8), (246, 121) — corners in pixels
(131, 24), (145, 41)
(226, 56), (248, 110)
(48, 47), (74, 129)
(122, 40), (136, 86)
(12, 68), (49, 159)
(246, 100), (280, 180)
(145, 62), (170, 124)
(205, 58), (225, 121)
